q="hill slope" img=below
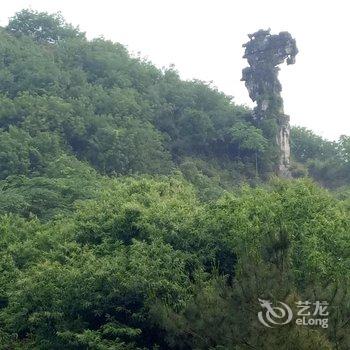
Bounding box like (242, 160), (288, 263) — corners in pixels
(0, 10), (349, 350)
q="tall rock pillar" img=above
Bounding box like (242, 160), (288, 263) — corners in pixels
(241, 29), (298, 177)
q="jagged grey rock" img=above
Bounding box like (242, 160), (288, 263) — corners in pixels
(241, 29), (298, 177)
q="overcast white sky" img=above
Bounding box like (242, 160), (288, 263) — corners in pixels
(1, 0), (349, 140)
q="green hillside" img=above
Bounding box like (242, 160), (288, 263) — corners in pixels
(0, 10), (349, 349)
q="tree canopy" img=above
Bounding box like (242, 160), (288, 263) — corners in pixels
(0, 9), (349, 350)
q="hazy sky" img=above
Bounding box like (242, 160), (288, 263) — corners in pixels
(1, 0), (349, 140)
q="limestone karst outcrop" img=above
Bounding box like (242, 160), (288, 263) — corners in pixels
(241, 29), (298, 177)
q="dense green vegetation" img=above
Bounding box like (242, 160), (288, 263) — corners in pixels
(0, 9), (349, 350)
(291, 127), (350, 187)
